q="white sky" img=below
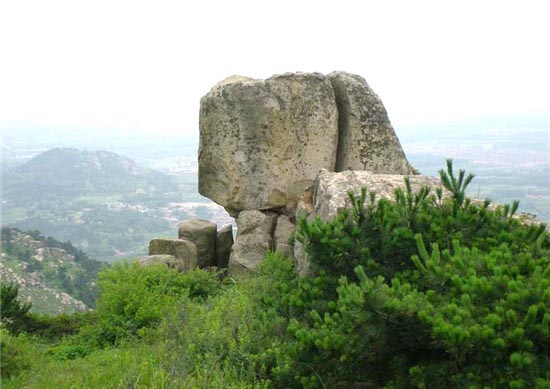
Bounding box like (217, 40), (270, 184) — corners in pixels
(1, 0), (549, 137)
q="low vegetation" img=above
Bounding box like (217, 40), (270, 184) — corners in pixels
(2, 161), (549, 388)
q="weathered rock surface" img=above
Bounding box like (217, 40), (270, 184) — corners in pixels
(327, 72), (413, 174)
(273, 214), (295, 257)
(216, 224), (234, 268)
(312, 170), (442, 222)
(197, 71), (416, 271)
(230, 210), (277, 270)
(178, 219), (217, 268)
(148, 239), (198, 271)
(199, 72), (339, 215)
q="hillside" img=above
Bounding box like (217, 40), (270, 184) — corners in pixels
(0, 227), (104, 315)
(1, 148), (230, 261)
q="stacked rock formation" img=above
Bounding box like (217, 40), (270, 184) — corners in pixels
(198, 71), (414, 270)
(139, 219), (233, 272)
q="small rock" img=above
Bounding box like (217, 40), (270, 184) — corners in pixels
(273, 214), (295, 257)
(230, 210), (277, 270)
(148, 238), (198, 271)
(137, 254), (193, 272)
(216, 224), (234, 269)
(178, 219), (217, 268)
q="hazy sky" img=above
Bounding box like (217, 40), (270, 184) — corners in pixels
(1, 0), (549, 137)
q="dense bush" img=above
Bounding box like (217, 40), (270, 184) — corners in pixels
(0, 329), (44, 379)
(84, 261), (221, 346)
(282, 160), (550, 387)
(158, 252), (295, 387)
(296, 160), (546, 285)
(1, 283), (31, 333)
(22, 312), (91, 341)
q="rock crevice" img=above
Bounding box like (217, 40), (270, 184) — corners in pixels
(330, 75), (352, 173)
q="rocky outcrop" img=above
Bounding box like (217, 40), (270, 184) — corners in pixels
(145, 219), (234, 273)
(148, 238), (198, 271)
(230, 210), (277, 270)
(198, 71), (414, 271)
(199, 73), (339, 216)
(178, 219), (217, 268)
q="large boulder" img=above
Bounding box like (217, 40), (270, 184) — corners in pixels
(148, 239), (198, 271)
(178, 219), (217, 268)
(327, 71), (412, 174)
(198, 71), (413, 217)
(199, 72), (339, 215)
(230, 210), (277, 270)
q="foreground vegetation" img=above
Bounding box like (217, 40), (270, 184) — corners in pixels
(2, 161), (550, 388)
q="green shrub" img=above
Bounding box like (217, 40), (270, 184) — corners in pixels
(285, 160), (550, 387)
(1, 283), (31, 333)
(85, 261), (221, 346)
(0, 329), (46, 379)
(20, 312), (91, 341)
(296, 161), (547, 285)
(158, 252), (295, 387)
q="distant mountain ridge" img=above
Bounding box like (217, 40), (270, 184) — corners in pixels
(3, 147), (179, 204)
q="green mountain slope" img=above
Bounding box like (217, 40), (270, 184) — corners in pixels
(0, 227), (104, 315)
